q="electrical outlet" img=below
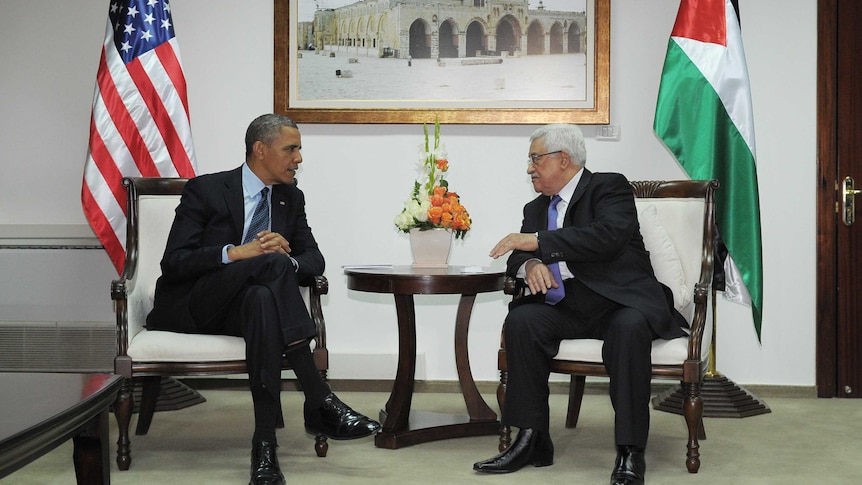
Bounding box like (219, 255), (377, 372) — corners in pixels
(596, 124), (620, 141)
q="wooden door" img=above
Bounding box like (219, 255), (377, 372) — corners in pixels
(816, 0), (862, 397)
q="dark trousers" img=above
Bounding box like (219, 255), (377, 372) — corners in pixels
(503, 278), (658, 449)
(188, 253), (319, 405)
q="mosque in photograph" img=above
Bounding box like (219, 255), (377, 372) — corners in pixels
(298, 0), (587, 60)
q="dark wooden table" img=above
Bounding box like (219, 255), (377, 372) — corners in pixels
(344, 265), (505, 449)
(0, 372), (123, 484)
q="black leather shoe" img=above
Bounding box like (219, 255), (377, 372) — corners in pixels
(250, 441), (284, 485)
(610, 445), (646, 485)
(473, 428), (554, 474)
(304, 393), (381, 440)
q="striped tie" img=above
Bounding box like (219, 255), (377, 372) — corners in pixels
(243, 187), (270, 244)
(545, 194), (565, 305)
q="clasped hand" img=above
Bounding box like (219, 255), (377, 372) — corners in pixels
(228, 230), (291, 261)
(489, 233), (559, 296)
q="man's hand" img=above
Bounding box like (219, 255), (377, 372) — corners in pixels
(489, 233), (558, 295)
(227, 230), (292, 261)
(523, 259), (560, 296)
(489, 232), (539, 259)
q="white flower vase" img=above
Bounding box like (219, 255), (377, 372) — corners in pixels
(409, 228), (453, 268)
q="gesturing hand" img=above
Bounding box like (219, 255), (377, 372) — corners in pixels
(489, 232), (539, 259)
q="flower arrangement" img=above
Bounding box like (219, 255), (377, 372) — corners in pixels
(394, 119), (472, 239)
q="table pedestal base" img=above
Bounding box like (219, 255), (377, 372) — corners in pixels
(374, 410), (499, 449)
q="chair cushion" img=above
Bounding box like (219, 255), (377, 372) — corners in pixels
(128, 329), (246, 362)
(127, 326), (318, 362)
(554, 336), (703, 366)
(638, 204), (691, 312)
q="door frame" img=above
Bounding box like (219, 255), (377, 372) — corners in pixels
(815, 0), (839, 398)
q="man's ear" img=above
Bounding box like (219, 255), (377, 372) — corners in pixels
(252, 140), (266, 160)
(559, 151), (571, 168)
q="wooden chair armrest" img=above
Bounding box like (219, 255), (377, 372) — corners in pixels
(503, 276), (522, 296)
(111, 276), (132, 358)
(305, 275), (328, 352)
(685, 282), (711, 364)
(307, 274), (329, 295)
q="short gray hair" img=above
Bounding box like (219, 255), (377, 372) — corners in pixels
(529, 124), (587, 166)
(245, 114), (298, 156)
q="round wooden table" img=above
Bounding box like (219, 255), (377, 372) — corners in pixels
(344, 265), (505, 449)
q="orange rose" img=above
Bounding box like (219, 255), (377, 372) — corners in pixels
(427, 206), (443, 224)
(440, 212), (453, 227)
(455, 213), (471, 231)
(436, 158), (449, 171)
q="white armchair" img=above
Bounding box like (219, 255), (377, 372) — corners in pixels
(111, 177), (330, 470)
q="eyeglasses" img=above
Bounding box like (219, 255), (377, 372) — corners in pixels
(527, 150), (562, 166)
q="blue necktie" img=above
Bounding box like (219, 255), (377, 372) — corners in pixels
(545, 195), (565, 305)
(243, 187), (270, 244)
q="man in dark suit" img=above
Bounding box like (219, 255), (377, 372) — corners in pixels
(147, 114), (379, 485)
(472, 124), (687, 485)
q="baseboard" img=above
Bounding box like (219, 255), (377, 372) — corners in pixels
(179, 377), (818, 399)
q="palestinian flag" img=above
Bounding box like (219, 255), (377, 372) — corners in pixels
(653, 0), (764, 339)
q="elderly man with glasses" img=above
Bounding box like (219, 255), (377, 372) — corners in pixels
(473, 124), (688, 485)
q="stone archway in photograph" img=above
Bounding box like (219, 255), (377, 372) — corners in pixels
(465, 21), (485, 57)
(439, 19), (458, 58)
(495, 15), (519, 55)
(550, 22), (565, 54)
(568, 23), (581, 53)
(526, 20), (544, 55)
(409, 19), (431, 59)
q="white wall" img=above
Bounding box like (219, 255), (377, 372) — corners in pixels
(0, 0), (817, 386)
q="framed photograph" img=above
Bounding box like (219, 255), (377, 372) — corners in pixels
(274, 0), (609, 124)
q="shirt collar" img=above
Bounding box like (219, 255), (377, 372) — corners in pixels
(242, 163), (269, 199)
(556, 167), (584, 205)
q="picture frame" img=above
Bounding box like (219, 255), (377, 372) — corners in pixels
(273, 0), (609, 124)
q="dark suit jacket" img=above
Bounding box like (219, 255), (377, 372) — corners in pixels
(146, 166), (324, 333)
(507, 169), (687, 340)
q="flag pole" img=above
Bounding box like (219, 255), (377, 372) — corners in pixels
(706, 289), (719, 377)
(652, 289), (770, 417)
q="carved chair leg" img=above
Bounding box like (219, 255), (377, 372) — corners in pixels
(497, 370), (510, 452)
(496, 370), (507, 416)
(313, 367), (329, 455)
(498, 424), (511, 453)
(113, 379), (134, 471)
(682, 381), (703, 473)
(314, 434), (329, 457)
(135, 376), (161, 435)
(566, 375), (587, 429)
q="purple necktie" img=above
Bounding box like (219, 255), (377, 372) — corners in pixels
(545, 195), (565, 305)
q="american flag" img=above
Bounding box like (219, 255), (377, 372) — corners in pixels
(82, 0), (197, 273)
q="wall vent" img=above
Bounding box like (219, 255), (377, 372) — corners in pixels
(0, 322), (115, 372)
